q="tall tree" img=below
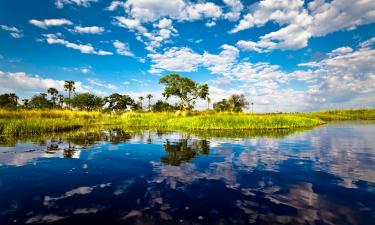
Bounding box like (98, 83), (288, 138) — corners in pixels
(207, 97), (211, 110)
(64, 80), (75, 109)
(146, 94), (153, 112)
(29, 93), (53, 109)
(159, 74), (209, 110)
(47, 87), (59, 108)
(105, 93), (135, 111)
(138, 96), (144, 111)
(228, 94), (249, 112)
(0, 93), (18, 109)
(69, 93), (103, 111)
(57, 94), (64, 108)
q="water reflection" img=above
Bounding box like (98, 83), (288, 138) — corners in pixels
(161, 138), (210, 166)
(0, 122), (374, 224)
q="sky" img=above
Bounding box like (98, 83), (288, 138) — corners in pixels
(0, 0), (374, 112)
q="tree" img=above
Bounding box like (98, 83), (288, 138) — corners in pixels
(47, 87), (59, 108)
(228, 94), (249, 112)
(207, 97), (211, 110)
(146, 94), (153, 112)
(159, 74), (209, 110)
(0, 93), (18, 109)
(29, 93), (53, 109)
(138, 96), (144, 111)
(152, 100), (175, 112)
(57, 94), (64, 108)
(69, 93), (103, 111)
(64, 80), (75, 109)
(213, 99), (230, 112)
(22, 99), (29, 108)
(105, 93), (135, 111)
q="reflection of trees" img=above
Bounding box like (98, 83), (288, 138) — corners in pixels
(160, 139), (209, 166)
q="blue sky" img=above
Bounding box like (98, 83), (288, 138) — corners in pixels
(0, 0), (374, 112)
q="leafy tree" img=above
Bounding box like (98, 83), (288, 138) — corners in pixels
(159, 74), (209, 110)
(105, 93), (135, 111)
(228, 94), (249, 112)
(146, 94), (153, 111)
(22, 99), (29, 108)
(151, 100), (175, 112)
(0, 93), (18, 109)
(69, 93), (104, 111)
(213, 99), (231, 112)
(57, 94), (64, 108)
(64, 80), (75, 109)
(29, 93), (53, 109)
(47, 87), (59, 107)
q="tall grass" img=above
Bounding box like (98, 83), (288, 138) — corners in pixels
(0, 108), (374, 136)
(120, 113), (324, 130)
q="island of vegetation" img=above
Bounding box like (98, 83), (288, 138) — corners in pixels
(0, 74), (374, 135)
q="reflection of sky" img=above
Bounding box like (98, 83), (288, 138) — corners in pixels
(0, 122), (375, 224)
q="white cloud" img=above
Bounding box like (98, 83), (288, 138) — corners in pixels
(236, 40), (263, 53)
(148, 47), (202, 73)
(72, 26), (104, 34)
(113, 40), (135, 57)
(232, 0), (375, 51)
(223, 0), (244, 21)
(29, 19), (73, 29)
(0, 71), (88, 97)
(55, 0), (97, 9)
(205, 21), (216, 27)
(87, 78), (118, 90)
(43, 34), (113, 55)
(0, 25), (23, 38)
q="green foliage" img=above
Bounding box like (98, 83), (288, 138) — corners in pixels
(213, 99), (231, 112)
(0, 93), (18, 109)
(159, 74), (209, 110)
(29, 93), (53, 109)
(214, 94), (249, 112)
(69, 93), (104, 111)
(105, 93), (135, 111)
(152, 100), (175, 112)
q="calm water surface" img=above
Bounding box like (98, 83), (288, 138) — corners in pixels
(0, 122), (374, 225)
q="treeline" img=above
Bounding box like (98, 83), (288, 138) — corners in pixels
(0, 74), (250, 112)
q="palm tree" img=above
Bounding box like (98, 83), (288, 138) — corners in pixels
(47, 88), (58, 107)
(146, 94), (153, 111)
(207, 97), (211, 110)
(139, 96), (144, 110)
(64, 80), (75, 109)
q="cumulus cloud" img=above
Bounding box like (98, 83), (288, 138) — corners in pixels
(0, 25), (23, 38)
(223, 0), (244, 21)
(148, 47), (202, 74)
(43, 34), (113, 55)
(0, 71), (88, 97)
(232, 0), (375, 51)
(29, 19), (73, 29)
(71, 26), (104, 34)
(113, 40), (135, 57)
(110, 0), (224, 51)
(87, 78), (118, 90)
(55, 0), (97, 8)
(147, 38), (375, 112)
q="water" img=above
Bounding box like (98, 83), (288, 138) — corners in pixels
(0, 122), (374, 225)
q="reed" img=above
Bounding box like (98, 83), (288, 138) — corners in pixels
(0, 108), (374, 136)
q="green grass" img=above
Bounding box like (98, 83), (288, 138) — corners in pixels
(0, 108), (374, 136)
(120, 113), (324, 130)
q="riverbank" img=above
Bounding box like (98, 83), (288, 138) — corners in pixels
(0, 109), (374, 135)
